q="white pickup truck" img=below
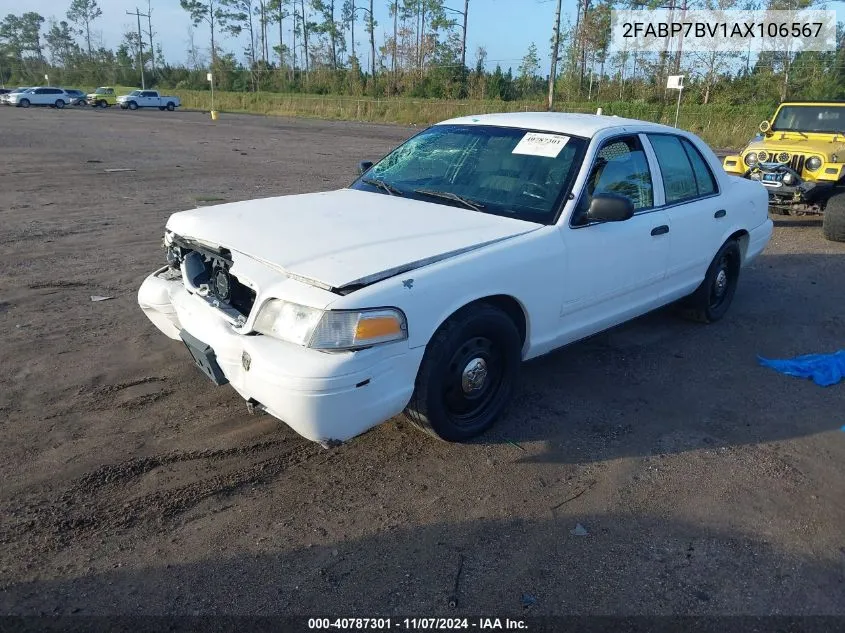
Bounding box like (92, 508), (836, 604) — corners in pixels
(117, 90), (181, 111)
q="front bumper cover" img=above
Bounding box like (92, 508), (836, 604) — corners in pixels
(137, 266), (424, 444)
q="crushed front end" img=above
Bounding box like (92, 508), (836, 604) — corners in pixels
(137, 231), (422, 445)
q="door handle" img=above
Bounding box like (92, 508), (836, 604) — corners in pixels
(714, 209), (727, 218)
(651, 225), (669, 236)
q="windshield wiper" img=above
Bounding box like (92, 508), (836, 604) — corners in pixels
(413, 188), (485, 212)
(362, 177), (403, 196)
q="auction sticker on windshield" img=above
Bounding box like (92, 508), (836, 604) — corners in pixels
(512, 132), (570, 158)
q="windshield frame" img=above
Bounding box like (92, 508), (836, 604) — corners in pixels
(771, 103), (845, 134)
(349, 123), (589, 225)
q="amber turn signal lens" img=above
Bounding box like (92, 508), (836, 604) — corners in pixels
(355, 316), (402, 340)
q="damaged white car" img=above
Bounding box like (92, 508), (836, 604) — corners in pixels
(138, 112), (773, 446)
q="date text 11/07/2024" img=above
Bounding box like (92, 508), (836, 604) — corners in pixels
(307, 618), (528, 630)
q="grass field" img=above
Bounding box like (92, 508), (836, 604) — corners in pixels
(174, 89), (770, 148)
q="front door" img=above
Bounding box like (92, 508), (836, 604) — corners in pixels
(558, 134), (671, 345)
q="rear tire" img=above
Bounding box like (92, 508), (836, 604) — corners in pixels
(159, 106), (165, 111)
(55, 99), (65, 109)
(678, 240), (742, 324)
(404, 303), (522, 442)
(822, 191), (845, 242)
(166, 102), (175, 111)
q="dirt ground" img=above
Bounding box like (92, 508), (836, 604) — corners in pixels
(1, 106), (844, 618)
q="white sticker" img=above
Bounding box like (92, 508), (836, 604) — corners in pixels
(512, 132), (570, 158)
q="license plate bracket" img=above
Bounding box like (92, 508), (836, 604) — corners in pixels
(179, 330), (229, 385)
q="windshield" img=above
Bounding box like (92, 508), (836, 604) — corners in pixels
(350, 124), (587, 223)
(128, 90), (140, 96)
(94, 88), (110, 94)
(772, 105), (845, 134)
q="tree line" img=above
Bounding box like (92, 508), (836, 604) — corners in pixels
(1, 0), (844, 107)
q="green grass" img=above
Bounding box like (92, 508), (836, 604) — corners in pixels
(173, 90), (771, 149)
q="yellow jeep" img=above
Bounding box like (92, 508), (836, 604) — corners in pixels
(86, 86), (117, 108)
(723, 101), (845, 242)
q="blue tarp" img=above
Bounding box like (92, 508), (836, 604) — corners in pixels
(758, 350), (845, 387)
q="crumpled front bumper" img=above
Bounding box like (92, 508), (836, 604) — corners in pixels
(137, 266), (424, 443)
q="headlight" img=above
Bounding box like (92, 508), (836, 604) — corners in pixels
(744, 152), (758, 167)
(806, 156), (822, 171)
(253, 301), (408, 350)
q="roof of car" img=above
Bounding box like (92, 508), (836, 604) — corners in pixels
(435, 112), (681, 138)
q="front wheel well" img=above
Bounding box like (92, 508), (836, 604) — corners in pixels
(435, 295), (528, 348)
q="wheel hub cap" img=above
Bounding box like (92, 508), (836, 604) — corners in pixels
(714, 268), (728, 297)
(461, 358), (488, 394)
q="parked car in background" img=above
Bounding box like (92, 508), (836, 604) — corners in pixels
(62, 89), (87, 106)
(0, 88), (11, 96)
(117, 90), (181, 111)
(8, 87), (71, 109)
(1, 87), (33, 105)
(723, 100), (845, 242)
(138, 112), (773, 447)
(86, 86), (117, 108)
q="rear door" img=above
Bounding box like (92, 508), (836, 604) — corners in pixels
(558, 133), (672, 343)
(644, 133), (724, 300)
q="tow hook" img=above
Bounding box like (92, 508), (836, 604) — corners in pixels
(246, 398), (267, 415)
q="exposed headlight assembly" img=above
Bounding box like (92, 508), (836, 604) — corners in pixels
(744, 152), (758, 167)
(253, 300), (408, 351)
(806, 156), (822, 171)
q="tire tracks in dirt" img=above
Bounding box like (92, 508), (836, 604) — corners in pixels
(1, 436), (323, 554)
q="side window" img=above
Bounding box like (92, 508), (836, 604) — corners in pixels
(573, 135), (654, 222)
(648, 134), (717, 204)
(34, 88), (46, 94)
(681, 138), (717, 196)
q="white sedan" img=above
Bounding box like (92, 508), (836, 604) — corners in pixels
(138, 112), (773, 446)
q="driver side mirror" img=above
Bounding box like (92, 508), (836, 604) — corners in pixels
(585, 194), (635, 223)
(759, 120), (771, 134)
(358, 160), (373, 175)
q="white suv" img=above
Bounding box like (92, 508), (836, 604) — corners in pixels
(9, 87), (71, 109)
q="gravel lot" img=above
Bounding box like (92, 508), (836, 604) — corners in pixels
(1, 106), (844, 617)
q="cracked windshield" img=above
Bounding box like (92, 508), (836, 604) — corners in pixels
(352, 124), (587, 222)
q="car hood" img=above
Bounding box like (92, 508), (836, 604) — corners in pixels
(746, 135), (845, 157)
(165, 188), (541, 291)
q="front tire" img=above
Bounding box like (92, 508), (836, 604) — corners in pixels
(19, 99), (30, 108)
(98, 100), (107, 108)
(55, 99), (65, 109)
(128, 101), (138, 110)
(678, 240), (742, 324)
(822, 191), (845, 242)
(404, 303), (522, 442)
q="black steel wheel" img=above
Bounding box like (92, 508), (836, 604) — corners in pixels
(678, 239), (742, 324)
(405, 302), (522, 442)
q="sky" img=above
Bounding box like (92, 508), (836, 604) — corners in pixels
(16, 0), (572, 72)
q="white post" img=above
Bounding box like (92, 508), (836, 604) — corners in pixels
(207, 72), (215, 113)
(674, 87), (682, 128)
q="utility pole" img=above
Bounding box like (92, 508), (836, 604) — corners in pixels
(547, 0), (562, 111)
(127, 7), (149, 89)
(147, 0), (156, 76)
